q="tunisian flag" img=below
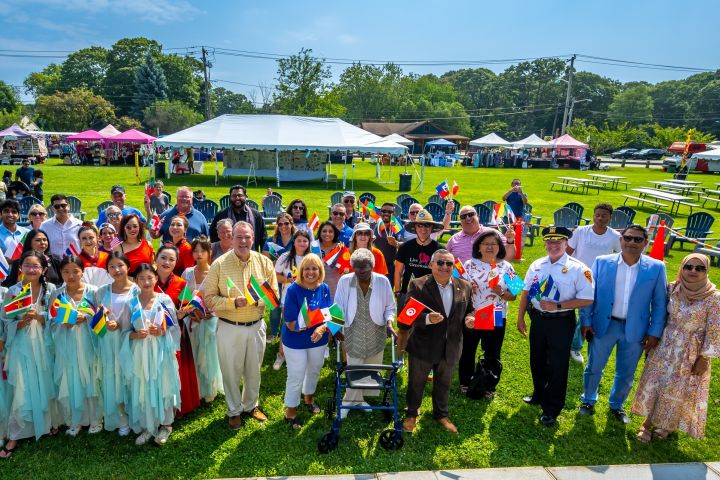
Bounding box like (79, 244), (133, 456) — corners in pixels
(397, 297), (430, 326)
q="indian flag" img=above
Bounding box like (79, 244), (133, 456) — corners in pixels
(3, 283), (33, 318)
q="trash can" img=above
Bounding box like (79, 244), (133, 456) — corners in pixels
(155, 161), (166, 179)
(399, 173), (412, 192)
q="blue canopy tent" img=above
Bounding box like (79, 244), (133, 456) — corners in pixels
(420, 138), (458, 192)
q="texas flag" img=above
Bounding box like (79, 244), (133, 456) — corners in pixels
(435, 180), (450, 199)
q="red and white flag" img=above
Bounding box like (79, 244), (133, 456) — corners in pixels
(397, 297), (430, 326)
(308, 213), (320, 234)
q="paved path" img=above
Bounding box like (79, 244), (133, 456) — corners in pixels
(224, 462), (720, 480)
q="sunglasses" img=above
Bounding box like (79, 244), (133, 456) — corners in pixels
(416, 223), (432, 228)
(292, 205), (304, 210)
(355, 231), (371, 236)
(460, 212), (476, 220)
(107, 212), (121, 218)
(435, 261), (454, 267)
(622, 235), (645, 244)
(683, 264), (707, 272)
(29, 211), (46, 217)
(53, 203), (69, 210)
(343, 199), (355, 204)
(331, 211), (345, 216)
(277, 221), (291, 226)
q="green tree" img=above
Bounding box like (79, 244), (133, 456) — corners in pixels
(158, 54), (203, 111)
(58, 46), (109, 95)
(23, 63), (62, 97)
(273, 48), (343, 116)
(213, 87), (255, 115)
(116, 116), (143, 131)
(132, 54), (168, 118)
(35, 88), (116, 131)
(104, 37), (163, 117)
(608, 85), (654, 126)
(0, 80), (20, 114)
(570, 72), (621, 127)
(335, 63), (404, 121)
(143, 100), (202, 134)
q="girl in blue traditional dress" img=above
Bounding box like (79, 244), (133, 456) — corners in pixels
(0, 252), (58, 458)
(0, 286), (10, 454)
(50, 256), (102, 436)
(94, 252), (137, 436)
(121, 263), (180, 446)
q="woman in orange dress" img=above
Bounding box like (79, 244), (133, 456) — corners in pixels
(154, 245), (200, 416)
(348, 223), (388, 275)
(113, 214), (154, 276)
(78, 225), (109, 269)
(166, 215), (194, 276)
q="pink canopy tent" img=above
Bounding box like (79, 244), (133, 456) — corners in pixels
(109, 129), (156, 144)
(550, 134), (588, 148)
(66, 130), (108, 142)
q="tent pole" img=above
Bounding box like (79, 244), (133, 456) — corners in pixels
(275, 150), (280, 188)
(214, 150), (219, 186)
(342, 152), (348, 190)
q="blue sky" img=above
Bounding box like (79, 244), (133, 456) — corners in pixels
(1, 0), (718, 103)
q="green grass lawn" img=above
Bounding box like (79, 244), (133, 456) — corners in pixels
(3, 158), (719, 479)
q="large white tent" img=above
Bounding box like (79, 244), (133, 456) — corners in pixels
(469, 132), (511, 147)
(513, 133), (551, 149)
(383, 133), (414, 146)
(692, 149), (720, 160)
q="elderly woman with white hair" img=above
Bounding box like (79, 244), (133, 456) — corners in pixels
(334, 249), (396, 418)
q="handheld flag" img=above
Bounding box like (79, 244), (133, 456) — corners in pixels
(491, 203), (502, 226)
(4, 239), (23, 261)
(178, 285), (193, 308)
(310, 240), (322, 255)
(160, 303), (176, 327)
(129, 295), (145, 329)
(321, 304), (345, 335)
(297, 299), (325, 329)
(183, 291), (206, 316)
(473, 303), (495, 330)
(435, 180), (450, 199)
(397, 297), (430, 326)
(89, 306), (108, 337)
(144, 180), (156, 198)
(0, 254), (9, 281)
(322, 244), (343, 266)
(494, 304), (504, 327)
(541, 275), (561, 301)
(77, 297), (96, 316)
(149, 214), (161, 231)
(390, 216), (403, 235)
(452, 180), (459, 197)
(503, 271), (525, 296)
(334, 246), (351, 271)
(488, 261), (500, 288)
(504, 203), (516, 223)
(248, 275), (279, 311)
(244, 285), (260, 305)
(308, 213), (320, 234)
(265, 241), (281, 261)
(363, 201), (380, 221)
(51, 292), (77, 325)
(65, 242), (81, 257)
(226, 277), (238, 292)
(3, 283), (32, 317)
(648, 220), (666, 261)
(452, 258), (467, 279)
(514, 217), (523, 260)
(528, 276), (546, 301)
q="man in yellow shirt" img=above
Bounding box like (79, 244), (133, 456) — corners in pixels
(205, 221), (279, 429)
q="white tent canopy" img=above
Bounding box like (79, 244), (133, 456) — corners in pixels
(692, 149), (720, 160)
(513, 133), (551, 149)
(469, 132), (511, 147)
(383, 133), (414, 146)
(98, 124), (121, 137)
(155, 114), (407, 154)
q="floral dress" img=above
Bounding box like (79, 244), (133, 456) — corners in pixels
(631, 286), (720, 438)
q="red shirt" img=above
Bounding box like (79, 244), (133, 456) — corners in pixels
(80, 250), (109, 269)
(123, 239), (155, 275)
(174, 238), (194, 276)
(155, 273), (187, 309)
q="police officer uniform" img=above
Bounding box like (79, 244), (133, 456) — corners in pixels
(522, 226), (594, 424)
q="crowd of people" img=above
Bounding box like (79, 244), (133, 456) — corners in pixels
(0, 179), (718, 459)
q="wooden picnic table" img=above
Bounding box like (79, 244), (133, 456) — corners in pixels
(701, 189), (720, 209)
(646, 180), (702, 197)
(665, 178), (701, 185)
(587, 174), (629, 190)
(632, 187), (696, 215)
(554, 176), (602, 194)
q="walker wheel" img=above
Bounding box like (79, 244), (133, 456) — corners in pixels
(381, 401), (393, 422)
(378, 429), (404, 450)
(317, 431), (339, 453)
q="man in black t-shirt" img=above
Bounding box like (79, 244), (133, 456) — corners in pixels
(394, 208), (442, 308)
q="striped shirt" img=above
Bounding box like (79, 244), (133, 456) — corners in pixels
(204, 250), (279, 323)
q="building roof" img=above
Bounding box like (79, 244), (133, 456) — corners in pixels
(360, 120), (469, 141)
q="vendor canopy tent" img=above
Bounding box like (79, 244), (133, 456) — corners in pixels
(0, 124), (33, 139)
(550, 134), (588, 148)
(693, 149), (720, 160)
(425, 138), (457, 147)
(513, 133), (551, 149)
(469, 132), (511, 147)
(98, 124), (121, 137)
(110, 128), (156, 144)
(383, 133), (414, 146)
(66, 130), (107, 142)
(155, 114), (407, 154)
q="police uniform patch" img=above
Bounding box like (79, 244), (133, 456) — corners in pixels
(584, 270), (592, 284)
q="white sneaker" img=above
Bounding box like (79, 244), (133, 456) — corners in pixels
(570, 350), (584, 364)
(273, 353), (285, 371)
(66, 425), (81, 437)
(88, 423), (103, 434)
(118, 424), (131, 437)
(154, 426), (172, 445)
(135, 430), (152, 446)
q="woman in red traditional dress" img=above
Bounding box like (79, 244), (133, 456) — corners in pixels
(78, 225), (109, 269)
(113, 214), (154, 276)
(166, 215), (194, 276)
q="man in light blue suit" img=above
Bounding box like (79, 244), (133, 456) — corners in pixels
(578, 224), (667, 423)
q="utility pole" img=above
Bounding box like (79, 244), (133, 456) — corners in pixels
(201, 47), (211, 120)
(561, 54), (576, 135)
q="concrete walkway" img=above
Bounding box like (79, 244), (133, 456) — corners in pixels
(228, 462), (720, 480)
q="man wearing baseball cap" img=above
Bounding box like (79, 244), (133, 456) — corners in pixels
(96, 184), (147, 226)
(517, 226), (594, 427)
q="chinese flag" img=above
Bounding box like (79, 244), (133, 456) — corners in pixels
(474, 303), (495, 330)
(648, 220), (665, 261)
(398, 297), (430, 326)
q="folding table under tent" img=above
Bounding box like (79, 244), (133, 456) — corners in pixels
(154, 114), (407, 187)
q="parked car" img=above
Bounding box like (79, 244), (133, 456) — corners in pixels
(632, 148), (666, 160)
(610, 148), (638, 159)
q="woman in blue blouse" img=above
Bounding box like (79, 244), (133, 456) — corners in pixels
(281, 254), (331, 429)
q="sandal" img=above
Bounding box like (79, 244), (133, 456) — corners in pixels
(304, 401), (321, 415)
(284, 416), (303, 430)
(49, 427), (59, 436)
(636, 426), (652, 443)
(0, 442), (17, 459)
(653, 428), (672, 440)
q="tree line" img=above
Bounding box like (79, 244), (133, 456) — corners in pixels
(0, 38), (717, 151)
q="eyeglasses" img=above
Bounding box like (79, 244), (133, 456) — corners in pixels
(292, 205), (304, 210)
(107, 212), (121, 218)
(460, 212), (476, 220)
(343, 199), (355, 204)
(683, 264), (707, 272)
(332, 211), (345, 216)
(480, 242), (499, 248)
(277, 221), (291, 226)
(408, 211), (419, 216)
(230, 193), (245, 198)
(622, 235), (645, 244)
(435, 261), (454, 267)
(29, 211), (46, 217)
(21, 264), (43, 271)
(416, 223), (432, 228)
(381, 210), (394, 214)
(53, 203), (69, 210)
(355, 231), (371, 236)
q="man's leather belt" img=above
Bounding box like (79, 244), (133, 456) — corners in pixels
(610, 316), (626, 324)
(219, 317), (261, 327)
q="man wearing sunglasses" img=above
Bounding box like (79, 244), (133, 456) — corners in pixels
(342, 192), (362, 228)
(96, 185), (147, 227)
(577, 224), (667, 424)
(41, 194), (83, 255)
(401, 202), (453, 243)
(0, 199), (29, 260)
(372, 202), (404, 282)
(329, 203), (353, 246)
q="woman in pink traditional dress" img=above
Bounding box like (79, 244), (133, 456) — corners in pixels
(632, 253), (720, 442)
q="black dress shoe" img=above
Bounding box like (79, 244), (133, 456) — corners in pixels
(539, 414), (556, 427)
(578, 402), (595, 415)
(522, 395), (540, 405)
(610, 408), (630, 424)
